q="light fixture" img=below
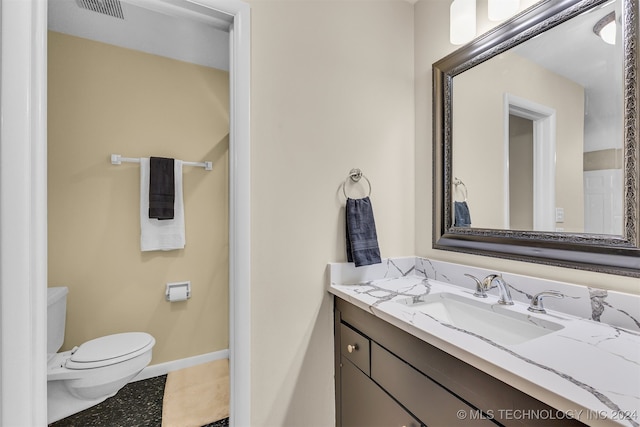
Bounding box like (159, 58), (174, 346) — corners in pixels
(450, 0), (476, 45)
(593, 12), (616, 45)
(488, 0), (520, 21)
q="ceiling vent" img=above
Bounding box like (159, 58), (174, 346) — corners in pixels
(76, 0), (124, 19)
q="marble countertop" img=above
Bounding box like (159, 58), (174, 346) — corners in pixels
(329, 260), (640, 427)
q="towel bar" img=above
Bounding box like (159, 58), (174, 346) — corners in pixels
(110, 154), (212, 171)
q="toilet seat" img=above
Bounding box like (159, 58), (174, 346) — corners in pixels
(65, 332), (154, 370)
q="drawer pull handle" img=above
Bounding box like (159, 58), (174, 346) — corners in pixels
(347, 343), (359, 353)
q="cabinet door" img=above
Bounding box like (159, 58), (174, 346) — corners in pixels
(371, 342), (496, 426)
(341, 356), (421, 427)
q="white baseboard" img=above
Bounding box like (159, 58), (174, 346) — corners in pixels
(131, 349), (230, 382)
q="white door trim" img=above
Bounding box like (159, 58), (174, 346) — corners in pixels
(0, 0), (251, 425)
(503, 93), (556, 231)
(0, 0), (49, 424)
(225, 3), (252, 425)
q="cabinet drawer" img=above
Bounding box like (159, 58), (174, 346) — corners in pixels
(342, 355), (421, 427)
(371, 342), (495, 426)
(341, 323), (370, 376)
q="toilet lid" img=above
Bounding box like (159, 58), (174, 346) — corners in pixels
(66, 332), (154, 370)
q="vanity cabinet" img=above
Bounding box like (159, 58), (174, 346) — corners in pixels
(334, 297), (585, 427)
(341, 353), (420, 427)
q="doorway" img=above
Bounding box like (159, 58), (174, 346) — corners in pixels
(0, 0), (250, 425)
(508, 114), (534, 230)
(503, 93), (556, 232)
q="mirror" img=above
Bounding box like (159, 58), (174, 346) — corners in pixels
(433, 0), (640, 276)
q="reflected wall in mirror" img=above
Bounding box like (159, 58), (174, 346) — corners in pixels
(452, 0), (623, 234)
(433, 0), (640, 276)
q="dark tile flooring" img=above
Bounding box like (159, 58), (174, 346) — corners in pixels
(49, 375), (229, 427)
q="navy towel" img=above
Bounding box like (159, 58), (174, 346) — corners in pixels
(149, 157), (175, 220)
(346, 197), (382, 267)
(454, 201), (471, 227)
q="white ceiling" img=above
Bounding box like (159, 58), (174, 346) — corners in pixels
(514, 0), (622, 151)
(48, 0), (231, 71)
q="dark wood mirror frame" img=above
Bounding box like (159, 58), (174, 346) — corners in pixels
(433, 0), (640, 277)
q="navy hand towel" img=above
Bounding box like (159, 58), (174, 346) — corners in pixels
(149, 157), (175, 220)
(346, 196), (382, 267)
(454, 201), (471, 227)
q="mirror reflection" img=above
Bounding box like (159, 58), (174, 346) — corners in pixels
(451, 0), (623, 235)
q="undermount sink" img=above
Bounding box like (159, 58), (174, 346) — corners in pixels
(396, 292), (564, 346)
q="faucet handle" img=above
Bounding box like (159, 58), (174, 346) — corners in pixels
(528, 291), (564, 314)
(465, 274), (487, 298)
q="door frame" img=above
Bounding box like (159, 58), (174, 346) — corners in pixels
(0, 0), (251, 425)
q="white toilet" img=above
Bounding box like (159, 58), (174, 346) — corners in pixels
(47, 286), (155, 423)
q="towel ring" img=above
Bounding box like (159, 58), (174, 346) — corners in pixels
(453, 177), (468, 201)
(342, 168), (372, 199)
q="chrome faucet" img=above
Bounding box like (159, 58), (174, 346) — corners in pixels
(465, 274), (487, 298)
(482, 274), (514, 305)
(528, 291), (564, 314)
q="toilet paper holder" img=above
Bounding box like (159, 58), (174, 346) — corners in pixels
(166, 281), (191, 302)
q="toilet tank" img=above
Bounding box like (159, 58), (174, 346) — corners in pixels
(47, 287), (68, 355)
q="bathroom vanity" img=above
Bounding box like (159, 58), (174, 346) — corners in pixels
(329, 258), (640, 427)
(336, 298), (583, 426)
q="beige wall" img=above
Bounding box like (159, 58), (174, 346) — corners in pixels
(453, 51), (585, 231)
(584, 148), (624, 171)
(415, 0), (640, 294)
(249, 1), (415, 424)
(47, 32), (230, 365)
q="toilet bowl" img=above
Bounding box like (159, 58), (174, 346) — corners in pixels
(47, 287), (155, 423)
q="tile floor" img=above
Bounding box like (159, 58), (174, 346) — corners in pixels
(49, 375), (229, 427)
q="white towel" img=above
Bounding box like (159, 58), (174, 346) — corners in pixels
(140, 158), (185, 251)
